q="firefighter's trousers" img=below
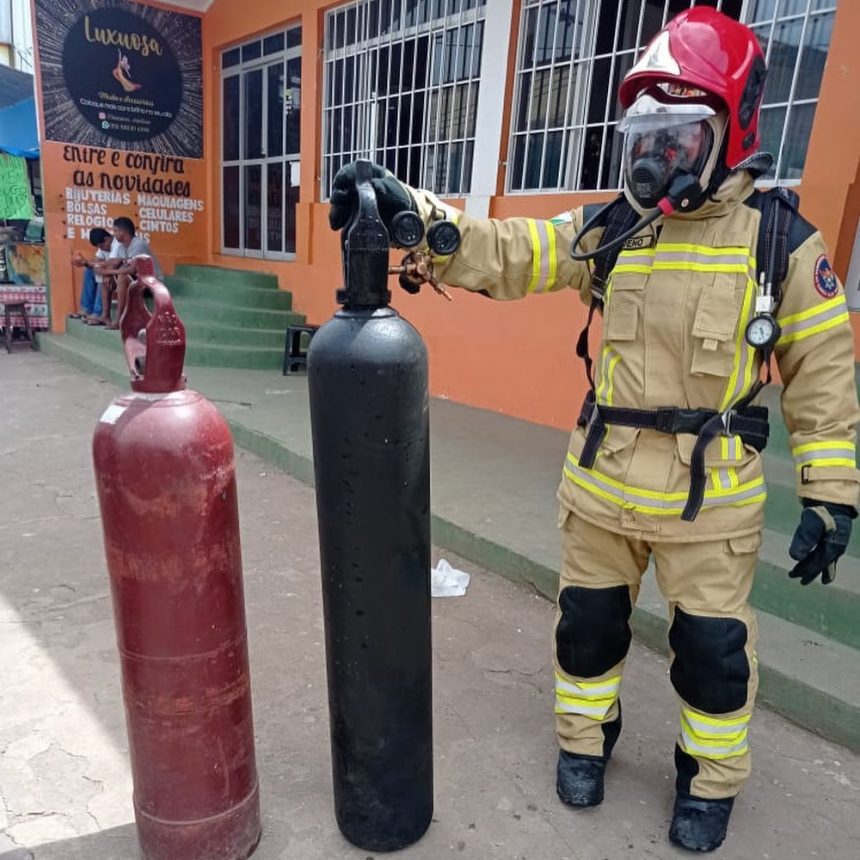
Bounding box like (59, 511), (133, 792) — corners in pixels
(554, 510), (760, 800)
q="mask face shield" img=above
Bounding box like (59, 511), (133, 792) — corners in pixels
(619, 94), (717, 210)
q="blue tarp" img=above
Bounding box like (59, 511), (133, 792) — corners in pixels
(0, 66), (38, 159)
(0, 97), (39, 159)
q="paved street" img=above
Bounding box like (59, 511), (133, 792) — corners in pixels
(1, 352), (859, 860)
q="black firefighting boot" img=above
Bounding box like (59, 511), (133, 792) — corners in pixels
(669, 793), (734, 852)
(556, 752), (606, 807)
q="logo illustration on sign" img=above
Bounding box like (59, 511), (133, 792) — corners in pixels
(34, 0), (202, 158)
(113, 51), (143, 93)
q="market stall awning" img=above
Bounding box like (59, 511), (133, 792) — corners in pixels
(0, 66), (38, 159)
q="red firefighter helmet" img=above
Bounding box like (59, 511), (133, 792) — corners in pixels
(618, 7), (767, 170)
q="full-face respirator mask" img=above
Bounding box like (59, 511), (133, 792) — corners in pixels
(570, 92), (728, 262)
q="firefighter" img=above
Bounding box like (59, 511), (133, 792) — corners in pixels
(329, 7), (859, 853)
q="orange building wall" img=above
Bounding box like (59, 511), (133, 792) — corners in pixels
(199, 0), (860, 430)
(33, 0), (855, 430)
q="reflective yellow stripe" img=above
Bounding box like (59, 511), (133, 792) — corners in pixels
(556, 673), (621, 698)
(563, 455), (766, 516)
(526, 220), (558, 294)
(777, 296), (849, 346)
(547, 224), (558, 292)
(527, 218), (541, 292)
(797, 458), (856, 471)
(652, 261), (747, 273)
(596, 347), (622, 406)
(778, 295), (845, 327)
(612, 263), (653, 275)
(555, 673), (621, 721)
(778, 312), (850, 346)
(718, 275), (757, 413)
(792, 441), (856, 472)
(718, 436), (743, 462)
(657, 243), (749, 256)
(679, 709), (750, 760)
(711, 467), (738, 491)
(793, 441), (856, 455)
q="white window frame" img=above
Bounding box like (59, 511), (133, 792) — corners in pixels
(220, 27), (302, 260)
(321, 0), (489, 200)
(507, 0), (837, 194)
(746, 0), (838, 185)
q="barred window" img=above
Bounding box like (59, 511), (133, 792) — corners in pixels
(322, 0), (487, 199)
(509, 0), (832, 193)
(221, 26), (302, 258)
(748, 1), (837, 182)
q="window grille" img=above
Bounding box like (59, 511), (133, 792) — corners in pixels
(322, 0), (487, 199)
(509, 0), (834, 192)
(221, 26), (302, 258)
(747, 0), (837, 182)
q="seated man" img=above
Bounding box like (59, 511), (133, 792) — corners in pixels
(70, 228), (114, 322)
(99, 217), (163, 330)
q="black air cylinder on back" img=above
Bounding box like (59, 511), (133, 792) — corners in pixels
(307, 160), (432, 852)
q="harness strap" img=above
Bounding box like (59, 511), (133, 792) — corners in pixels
(574, 393), (770, 519)
(590, 198), (643, 302)
(576, 299), (600, 391)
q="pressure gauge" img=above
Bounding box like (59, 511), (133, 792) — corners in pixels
(390, 211), (425, 248)
(745, 314), (781, 350)
(426, 220), (461, 256)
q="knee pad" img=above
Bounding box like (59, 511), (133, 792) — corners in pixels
(669, 608), (749, 714)
(556, 584), (632, 678)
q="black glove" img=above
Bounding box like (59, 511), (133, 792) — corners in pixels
(328, 161), (417, 232)
(788, 500), (856, 585)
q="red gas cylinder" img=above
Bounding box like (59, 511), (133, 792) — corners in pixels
(92, 258), (261, 860)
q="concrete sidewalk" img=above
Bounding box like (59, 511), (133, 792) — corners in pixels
(2, 352), (859, 859)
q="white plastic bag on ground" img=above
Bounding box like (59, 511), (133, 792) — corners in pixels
(431, 558), (471, 597)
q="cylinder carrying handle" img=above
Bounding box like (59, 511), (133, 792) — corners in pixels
(121, 256), (187, 394)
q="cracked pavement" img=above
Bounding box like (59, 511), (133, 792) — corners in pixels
(1, 352), (859, 859)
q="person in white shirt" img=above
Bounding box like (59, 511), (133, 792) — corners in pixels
(100, 217), (164, 330)
(70, 228), (114, 323)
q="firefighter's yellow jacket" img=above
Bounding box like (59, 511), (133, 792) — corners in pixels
(408, 171), (860, 541)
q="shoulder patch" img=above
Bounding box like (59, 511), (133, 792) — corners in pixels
(814, 254), (838, 298)
(550, 211), (573, 227)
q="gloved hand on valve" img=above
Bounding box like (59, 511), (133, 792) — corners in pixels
(328, 162), (417, 232)
(788, 500), (856, 585)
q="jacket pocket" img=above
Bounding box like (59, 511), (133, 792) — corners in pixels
(690, 273), (744, 377)
(605, 272), (645, 342)
(567, 423), (638, 467)
(725, 532), (762, 555)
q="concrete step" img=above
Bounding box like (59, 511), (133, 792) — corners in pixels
(174, 264), (280, 289)
(178, 320), (287, 349)
(762, 452), (860, 558)
(753, 528), (860, 649)
(170, 297), (305, 330)
(164, 276), (294, 311)
(64, 319), (283, 371)
(38, 332), (860, 752)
